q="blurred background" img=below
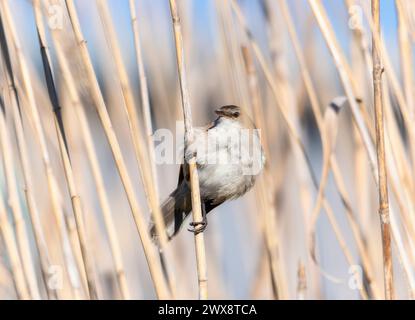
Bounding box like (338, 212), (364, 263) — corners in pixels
(0, 0), (414, 300)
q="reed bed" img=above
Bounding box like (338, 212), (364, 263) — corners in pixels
(0, 0), (414, 300)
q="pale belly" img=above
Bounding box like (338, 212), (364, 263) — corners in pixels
(197, 163), (257, 203)
(186, 118), (265, 203)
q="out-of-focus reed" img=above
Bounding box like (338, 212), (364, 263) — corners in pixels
(0, 0), (414, 300)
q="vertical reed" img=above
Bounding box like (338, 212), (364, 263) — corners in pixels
(1, 0), (84, 299)
(0, 170), (30, 299)
(64, 0), (170, 299)
(371, 0), (394, 300)
(168, 0), (208, 300)
(33, 0), (98, 299)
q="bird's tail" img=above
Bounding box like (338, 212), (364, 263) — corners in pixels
(149, 182), (192, 245)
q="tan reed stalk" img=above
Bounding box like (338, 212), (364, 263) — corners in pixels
(315, 0), (415, 296)
(349, 4), (415, 256)
(2, 58), (70, 300)
(232, 0), (369, 299)
(309, 98), (343, 245)
(0, 176), (30, 299)
(371, 0), (394, 299)
(96, 1), (176, 297)
(360, 8), (415, 186)
(262, 0), (323, 298)
(308, 0), (415, 296)
(395, 0), (414, 118)
(0, 21), (57, 300)
(0, 106), (39, 300)
(33, 0), (99, 299)
(51, 35), (131, 299)
(64, 0), (170, 299)
(0, 0), (82, 299)
(168, 0), (208, 300)
(314, 1), (413, 211)
(307, 0), (377, 174)
(128, 0), (178, 296)
(382, 80), (415, 298)
(242, 46), (287, 299)
(356, 0), (415, 267)
(347, 16), (374, 274)
(0, 55), (40, 302)
(323, 0), (415, 297)
(366, 13), (415, 238)
(128, 0), (160, 198)
(278, 0), (381, 299)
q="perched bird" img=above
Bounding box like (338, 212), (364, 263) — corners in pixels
(150, 105), (265, 243)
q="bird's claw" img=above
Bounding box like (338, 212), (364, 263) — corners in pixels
(188, 218), (208, 235)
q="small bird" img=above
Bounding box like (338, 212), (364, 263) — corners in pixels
(150, 105), (265, 243)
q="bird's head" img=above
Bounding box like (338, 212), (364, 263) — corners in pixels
(215, 105), (241, 119)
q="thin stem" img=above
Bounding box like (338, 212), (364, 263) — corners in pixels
(371, 0), (394, 300)
(168, 0), (208, 300)
(64, 0), (170, 299)
(0, 180), (30, 299)
(33, 0), (99, 299)
(0, 0), (82, 299)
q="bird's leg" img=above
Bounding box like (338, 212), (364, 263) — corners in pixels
(188, 201), (208, 235)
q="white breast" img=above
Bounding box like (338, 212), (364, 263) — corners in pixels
(186, 117), (265, 204)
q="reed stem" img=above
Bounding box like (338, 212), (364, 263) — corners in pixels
(371, 0), (394, 300)
(168, 0), (208, 299)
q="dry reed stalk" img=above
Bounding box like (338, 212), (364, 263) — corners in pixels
(320, 0), (415, 296)
(242, 46), (287, 299)
(360, 6), (415, 217)
(168, 0), (208, 300)
(0, 104), (40, 299)
(323, 0), (415, 297)
(96, 0), (176, 297)
(0, 176), (30, 299)
(64, 0), (170, 299)
(51, 35), (130, 299)
(33, 0), (98, 299)
(395, 0), (414, 120)
(0, 0), (83, 299)
(263, 2), (323, 296)
(0, 17), (57, 300)
(352, 5), (415, 260)
(307, 0), (376, 174)
(354, 0), (415, 272)
(347, 18), (375, 278)
(308, 0), (415, 296)
(232, 0), (370, 299)
(2, 58), (68, 300)
(360, 7), (415, 186)
(371, 0), (394, 299)
(278, 0), (381, 299)
(0, 25), (40, 302)
(128, 0), (159, 194)
(262, 0), (323, 297)
(382, 80), (415, 298)
(128, 0), (178, 297)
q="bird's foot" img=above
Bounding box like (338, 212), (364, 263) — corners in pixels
(188, 217), (208, 235)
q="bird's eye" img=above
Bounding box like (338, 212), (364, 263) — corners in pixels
(234, 111), (240, 118)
